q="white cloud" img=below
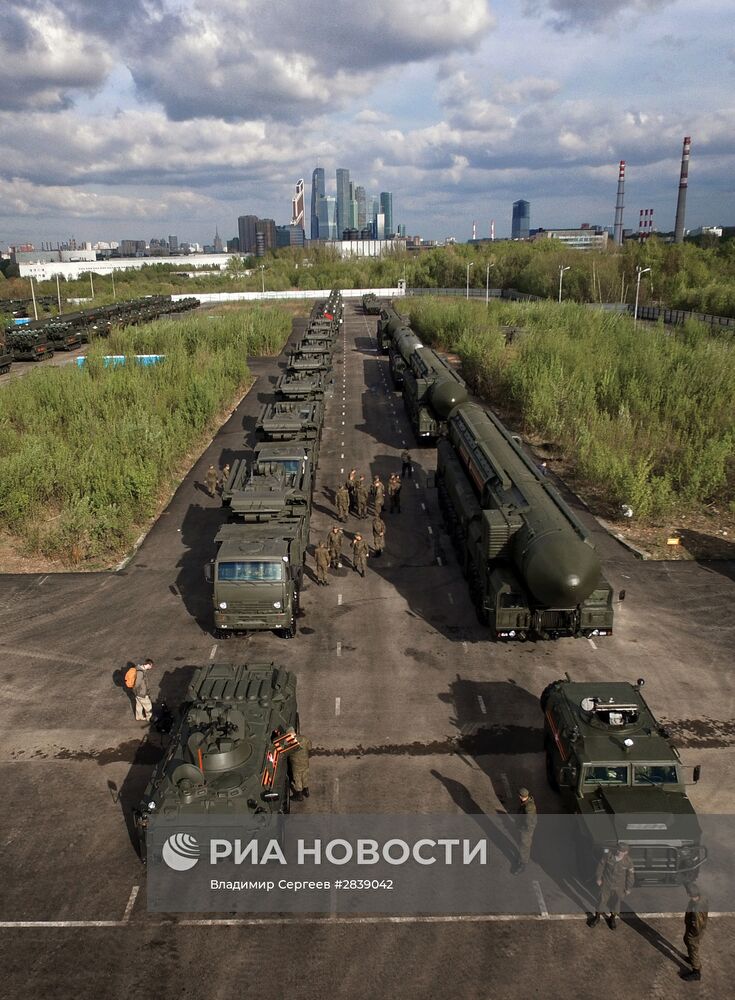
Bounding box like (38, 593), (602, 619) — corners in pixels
(522, 0), (672, 32)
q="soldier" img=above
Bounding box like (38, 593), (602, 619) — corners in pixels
(336, 483), (350, 522)
(681, 883), (708, 982)
(371, 475), (385, 515)
(220, 463), (230, 492)
(287, 728), (312, 802)
(372, 514), (386, 557)
(355, 475), (369, 518)
(388, 473), (402, 513)
(347, 469), (358, 513)
(589, 844), (635, 929)
(401, 449), (413, 479)
(205, 464), (218, 497)
(326, 525), (344, 569)
(351, 533), (369, 577)
(511, 787), (537, 874)
(132, 658), (155, 723)
(314, 540), (330, 586)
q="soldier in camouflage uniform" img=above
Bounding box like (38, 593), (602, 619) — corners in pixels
(336, 483), (350, 522)
(388, 473), (402, 513)
(511, 787), (537, 874)
(287, 728), (312, 802)
(589, 844), (635, 929)
(220, 463), (230, 493)
(372, 514), (386, 557)
(351, 533), (369, 577)
(355, 475), (369, 518)
(205, 464), (218, 497)
(371, 476), (385, 515)
(347, 469), (358, 513)
(314, 540), (330, 585)
(326, 525), (344, 569)
(681, 883), (708, 981)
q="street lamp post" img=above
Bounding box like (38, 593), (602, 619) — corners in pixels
(259, 265), (265, 295)
(558, 265), (571, 303)
(90, 273), (95, 298)
(634, 266), (651, 326)
(466, 261), (474, 299)
(56, 273), (62, 314)
(29, 275), (38, 321)
(111, 270), (116, 301)
(485, 262), (495, 307)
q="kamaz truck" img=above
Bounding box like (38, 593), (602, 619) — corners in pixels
(286, 351), (332, 374)
(276, 369), (330, 401)
(541, 677), (705, 886)
(134, 662), (299, 860)
(6, 328), (54, 361)
(256, 401), (324, 442)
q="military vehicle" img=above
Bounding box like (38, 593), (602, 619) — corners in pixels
(304, 318), (338, 339)
(377, 304), (407, 353)
(541, 677), (705, 886)
(257, 401), (324, 442)
(0, 330), (13, 374)
(6, 328), (54, 361)
(134, 662), (299, 859)
(276, 368), (330, 401)
(223, 440), (316, 510)
(390, 329), (469, 439)
(286, 350), (332, 374)
(362, 292), (380, 315)
(37, 320), (82, 351)
(436, 402), (614, 638)
(291, 336), (335, 356)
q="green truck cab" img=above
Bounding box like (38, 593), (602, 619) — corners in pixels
(134, 662), (299, 861)
(541, 677), (705, 885)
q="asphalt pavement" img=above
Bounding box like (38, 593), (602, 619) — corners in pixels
(1, 303), (733, 999)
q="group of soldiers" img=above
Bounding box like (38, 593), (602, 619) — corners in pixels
(512, 788), (708, 981)
(205, 462), (230, 498)
(314, 522), (379, 582)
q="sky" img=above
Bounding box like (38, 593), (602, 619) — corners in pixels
(1, 0), (733, 246)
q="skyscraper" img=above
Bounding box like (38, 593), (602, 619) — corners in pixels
(257, 218), (276, 252)
(336, 168), (350, 239)
(355, 186), (367, 229)
(512, 200), (530, 239)
(291, 179), (305, 228)
(311, 168), (325, 241)
(317, 196), (337, 241)
(380, 192), (393, 237)
(238, 215), (259, 254)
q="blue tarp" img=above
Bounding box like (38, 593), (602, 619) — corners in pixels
(75, 354), (166, 367)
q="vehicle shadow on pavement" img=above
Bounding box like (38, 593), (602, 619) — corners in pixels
(176, 502), (229, 633)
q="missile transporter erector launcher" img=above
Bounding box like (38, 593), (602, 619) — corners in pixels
(436, 401), (614, 639)
(541, 678), (705, 886)
(135, 662), (299, 860)
(378, 305), (407, 354)
(391, 328), (469, 440)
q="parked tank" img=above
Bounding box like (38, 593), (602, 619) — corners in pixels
(436, 400), (614, 639)
(276, 369), (330, 401)
(257, 401), (324, 442)
(541, 677), (705, 886)
(134, 662), (299, 859)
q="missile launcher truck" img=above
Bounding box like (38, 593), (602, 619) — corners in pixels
(286, 351), (332, 374)
(390, 328), (469, 439)
(6, 328), (54, 361)
(134, 662), (299, 860)
(291, 336), (335, 356)
(362, 292), (380, 315)
(276, 369), (331, 401)
(541, 677), (705, 886)
(256, 401), (324, 442)
(377, 305), (407, 354)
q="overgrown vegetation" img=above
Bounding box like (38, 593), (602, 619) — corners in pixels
(0, 307), (291, 565)
(408, 297), (735, 520)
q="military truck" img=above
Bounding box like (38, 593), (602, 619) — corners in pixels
(276, 368), (330, 401)
(541, 677), (705, 886)
(377, 304), (407, 353)
(222, 442), (315, 513)
(362, 292), (380, 315)
(291, 336), (335, 356)
(6, 328), (54, 361)
(257, 401), (324, 442)
(286, 350), (332, 374)
(134, 662), (299, 860)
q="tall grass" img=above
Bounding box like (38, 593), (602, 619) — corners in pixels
(0, 308), (291, 564)
(408, 297), (735, 519)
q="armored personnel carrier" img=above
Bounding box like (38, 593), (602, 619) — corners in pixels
(257, 401), (324, 442)
(276, 369), (330, 401)
(541, 677), (705, 886)
(135, 662), (299, 859)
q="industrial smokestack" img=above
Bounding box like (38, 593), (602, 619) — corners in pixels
(490, 219), (495, 241)
(674, 136), (691, 243)
(472, 220), (477, 241)
(613, 160), (625, 246)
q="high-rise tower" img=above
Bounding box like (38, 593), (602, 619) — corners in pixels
(511, 200), (530, 239)
(311, 168), (325, 241)
(379, 192), (393, 237)
(291, 179), (305, 228)
(674, 136), (692, 244)
(336, 168), (350, 238)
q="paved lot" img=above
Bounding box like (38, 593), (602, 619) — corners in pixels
(0, 304), (733, 998)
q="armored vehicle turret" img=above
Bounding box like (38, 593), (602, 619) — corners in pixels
(135, 662), (299, 859)
(541, 678), (705, 886)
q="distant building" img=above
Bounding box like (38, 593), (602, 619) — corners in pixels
(257, 218), (276, 253)
(226, 237), (240, 252)
(336, 168), (351, 240)
(380, 192), (393, 238)
(374, 212), (386, 240)
(512, 200), (530, 239)
(531, 227), (608, 250)
(318, 196), (338, 241)
(355, 186), (367, 229)
(291, 179), (305, 228)
(120, 239), (147, 257)
(238, 215), (259, 255)
(11, 248), (97, 264)
(311, 168), (325, 241)
(687, 225), (722, 238)
(213, 229), (224, 253)
(168, 235), (179, 253)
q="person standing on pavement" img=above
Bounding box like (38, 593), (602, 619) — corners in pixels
(589, 844), (635, 929)
(336, 483), (350, 522)
(205, 464), (218, 497)
(351, 533), (369, 577)
(511, 787), (537, 875)
(133, 658), (155, 722)
(326, 525), (344, 569)
(401, 450), (413, 479)
(220, 463), (230, 492)
(314, 540), (330, 585)
(347, 469), (358, 514)
(372, 514), (386, 557)
(681, 883), (708, 982)
(371, 476), (385, 515)
(288, 728), (312, 802)
(356, 475), (369, 519)
(388, 474), (402, 513)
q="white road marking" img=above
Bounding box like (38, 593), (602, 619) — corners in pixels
(340, 468), (344, 475)
(341, 421), (345, 425)
(587, 638), (597, 650)
(414, 482), (419, 488)
(421, 503), (426, 511)
(335, 697), (341, 716)
(337, 593), (343, 605)
(37, 575), (49, 586)
(427, 526), (433, 535)
(448, 592), (454, 604)
(477, 695), (487, 715)
(122, 885), (140, 922)
(462, 641), (468, 654)
(341, 453), (344, 459)
(209, 644), (217, 660)
(533, 881), (549, 919)
(436, 556), (442, 566)
(500, 772), (513, 801)
(336, 641), (342, 657)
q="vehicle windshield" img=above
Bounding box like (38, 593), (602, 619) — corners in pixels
(218, 561), (284, 582)
(273, 460), (302, 475)
(633, 765), (679, 785)
(583, 765), (629, 785)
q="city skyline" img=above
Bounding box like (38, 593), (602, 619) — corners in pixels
(0, 1), (733, 246)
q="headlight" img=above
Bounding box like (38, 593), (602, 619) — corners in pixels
(273, 601), (282, 609)
(218, 601), (227, 610)
(148, 801), (156, 810)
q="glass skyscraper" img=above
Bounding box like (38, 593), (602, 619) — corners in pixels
(336, 168), (350, 238)
(512, 200), (530, 239)
(317, 196), (337, 241)
(311, 168), (325, 241)
(380, 192), (393, 238)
